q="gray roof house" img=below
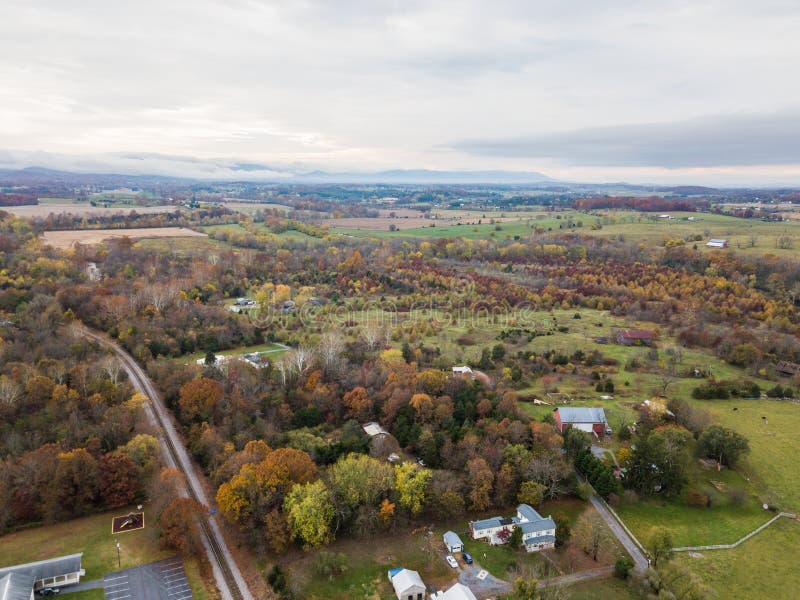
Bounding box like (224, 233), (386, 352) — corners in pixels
(0, 554), (85, 595)
(443, 531), (463, 553)
(470, 504), (556, 552)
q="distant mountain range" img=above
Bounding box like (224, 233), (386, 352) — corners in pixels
(0, 164), (554, 186)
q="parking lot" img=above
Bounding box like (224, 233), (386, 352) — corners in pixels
(103, 558), (192, 600)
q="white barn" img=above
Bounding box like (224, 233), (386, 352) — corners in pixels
(388, 568), (425, 600)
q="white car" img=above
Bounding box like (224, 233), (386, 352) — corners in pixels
(446, 555), (458, 568)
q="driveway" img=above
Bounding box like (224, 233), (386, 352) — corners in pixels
(458, 564), (511, 597)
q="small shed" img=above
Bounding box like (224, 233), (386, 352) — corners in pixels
(443, 531), (463, 553)
(706, 239), (728, 248)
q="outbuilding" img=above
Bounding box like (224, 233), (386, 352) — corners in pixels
(553, 407), (610, 437)
(443, 531), (463, 553)
(388, 568), (425, 600)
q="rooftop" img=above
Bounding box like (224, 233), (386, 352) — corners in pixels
(0, 554), (83, 585)
(555, 407), (608, 424)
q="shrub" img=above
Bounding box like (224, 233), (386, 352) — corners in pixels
(728, 487), (746, 507)
(614, 557), (635, 579)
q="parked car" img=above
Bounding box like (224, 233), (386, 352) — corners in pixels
(462, 551), (473, 565)
(446, 555), (458, 568)
(38, 589), (60, 597)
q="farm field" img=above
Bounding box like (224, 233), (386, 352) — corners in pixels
(674, 517), (800, 600)
(135, 235), (235, 254)
(0, 507), (211, 599)
(42, 227), (206, 249)
(6, 203), (181, 218)
(581, 210), (800, 258)
(330, 208), (800, 259)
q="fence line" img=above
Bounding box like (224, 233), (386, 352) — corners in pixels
(672, 512), (797, 552)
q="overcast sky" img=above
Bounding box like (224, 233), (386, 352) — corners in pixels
(1, 0), (800, 184)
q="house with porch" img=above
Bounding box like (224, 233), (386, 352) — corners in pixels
(469, 504), (556, 552)
(0, 554), (85, 598)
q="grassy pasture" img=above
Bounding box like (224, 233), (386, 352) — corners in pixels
(695, 398), (800, 509)
(674, 517), (800, 600)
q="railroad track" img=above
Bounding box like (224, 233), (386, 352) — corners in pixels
(80, 327), (249, 600)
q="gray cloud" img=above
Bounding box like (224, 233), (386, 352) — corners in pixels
(451, 111), (800, 168)
(1, 0), (800, 183)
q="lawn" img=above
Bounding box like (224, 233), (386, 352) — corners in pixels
(0, 508), (212, 598)
(674, 517), (800, 600)
(59, 590), (104, 600)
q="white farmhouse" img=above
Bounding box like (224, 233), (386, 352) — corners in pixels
(469, 504), (556, 552)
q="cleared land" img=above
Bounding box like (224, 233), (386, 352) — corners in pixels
(6, 202), (180, 217)
(42, 227), (206, 249)
(284, 499), (625, 599)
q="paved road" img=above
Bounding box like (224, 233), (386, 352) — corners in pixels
(590, 495), (649, 571)
(80, 327), (251, 600)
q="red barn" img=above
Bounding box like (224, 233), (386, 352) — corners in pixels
(553, 407), (610, 437)
(616, 329), (654, 346)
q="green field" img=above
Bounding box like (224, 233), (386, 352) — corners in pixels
(331, 208), (800, 259)
(696, 399), (800, 509)
(674, 518), (800, 600)
(614, 463), (769, 548)
(135, 236), (234, 254)
(0, 508), (211, 599)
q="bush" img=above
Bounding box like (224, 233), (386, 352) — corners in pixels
(614, 557), (634, 579)
(728, 487), (746, 507)
(622, 489), (639, 505)
(692, 381), (730, 400)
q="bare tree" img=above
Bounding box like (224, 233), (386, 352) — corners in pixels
(0, 376), (21, 407)
(573, 510), (614, 562)
(318, 332), (345, 377)
(360, 321), (384, 351)
(99, 355), (123, 386)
